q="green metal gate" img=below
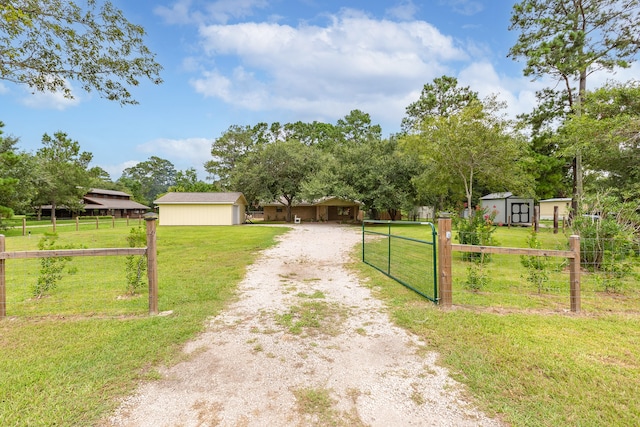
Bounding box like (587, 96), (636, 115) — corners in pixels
(362, 220), (438, 303)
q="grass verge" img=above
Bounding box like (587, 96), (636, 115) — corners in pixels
(352, 236), (640, 427)
(0, 225), (288, 426)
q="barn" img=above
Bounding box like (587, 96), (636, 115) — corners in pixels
(154, 192), (248, 226)
(480, 192), (534, 225)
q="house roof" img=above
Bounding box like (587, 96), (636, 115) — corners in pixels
(83, 196), (149, 210)
(88, 188), (132, 197)
(154, 192), (247, 205)
(262, 196), (362, 207)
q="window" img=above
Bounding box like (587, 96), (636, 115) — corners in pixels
(337, 207), (350, 216)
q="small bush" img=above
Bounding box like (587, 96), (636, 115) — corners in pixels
(33, 233), (74, 298)
(455, 205), (498, 262)
(125, 227), (147, 295)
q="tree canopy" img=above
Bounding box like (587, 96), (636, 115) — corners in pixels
(401, 97), (532, 214)
(0, 0), (162, 104)
(34, 132), (93, 221)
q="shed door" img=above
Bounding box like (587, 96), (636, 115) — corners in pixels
(511, 203), (530, 223)
(232, 205), (240, 225)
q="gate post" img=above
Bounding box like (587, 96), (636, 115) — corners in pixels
(438, 215), (453, 308)
(0, 235), (6, 319)
(145, 213), (159, 315)
(569, 235), (581, 313)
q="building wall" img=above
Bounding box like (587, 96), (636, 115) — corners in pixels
(539, 200), (571, 220)
(264, 206), (316, 221)
(158, 204), (236, 226)
(481, 198), (534, 224)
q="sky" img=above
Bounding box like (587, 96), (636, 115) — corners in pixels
(1, 0), (639, 181)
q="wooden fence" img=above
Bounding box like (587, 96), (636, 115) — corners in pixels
(15, 215), (145, 236)
(0, 215), (159, 319)
(437, 216), (581, 312)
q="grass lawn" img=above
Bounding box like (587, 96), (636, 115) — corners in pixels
(2, 222), (639, 426)
(355, 223), (640, 426)
(0, 225), (289, 426)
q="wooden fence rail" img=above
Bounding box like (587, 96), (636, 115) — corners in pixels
(0, 215), (158, 319)
(437, 217), (581, 312)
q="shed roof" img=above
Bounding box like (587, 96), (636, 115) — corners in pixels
(154, 192), (247, 205)
(539, 198), (572, 203)
(481, 192), (514, 200)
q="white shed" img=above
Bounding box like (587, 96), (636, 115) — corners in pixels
(154, 192), (247, 226)
(539, 198), (572, 220)
(480, 192), (534, 225)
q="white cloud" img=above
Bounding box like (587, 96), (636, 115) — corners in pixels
(101, 160), (140, 180)
(191, 11), (465, 128)
(458, 61), (547, 119)
(20, 85), (81, 110)
(155, 0), (268, 25)
(154, 0), (195, 25)
(441, 0), (484, 16)
(386, 1), (419, 21)
(137, 137), (213, 177)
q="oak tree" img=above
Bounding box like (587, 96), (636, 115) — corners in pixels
(0, 0), (162, 104)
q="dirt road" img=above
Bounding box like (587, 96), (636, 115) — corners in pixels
(107, 224), (502, 426)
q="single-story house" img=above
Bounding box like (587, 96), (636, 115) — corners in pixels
(539, 198), (572, 220)
(263, 197), (361, 222)
(154, 192), (247, 226)
(39, 188), (149, 218)
(480, 192), (534, 225)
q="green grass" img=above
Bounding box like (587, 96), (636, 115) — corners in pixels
(0, 225), (288, 426)
(354, 224), (640, 426)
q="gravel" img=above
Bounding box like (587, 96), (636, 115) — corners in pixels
(106, 223), (503, 427)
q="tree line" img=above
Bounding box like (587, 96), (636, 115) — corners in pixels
(0, 125), (216, 224)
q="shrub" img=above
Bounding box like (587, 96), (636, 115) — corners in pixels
(33, 233), (74, 298)
(520, 229), (551, 293)
(454, 205), (498, 262)
(125, 227), (147, 295)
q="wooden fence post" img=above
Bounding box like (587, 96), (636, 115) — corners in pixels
(76, 216), (79, 231)
(52, 217), (56, 233)
(95, 217), (99, 229)
(145, 213), (159, 315)
(22, 217), (26, 236)
(438, 215), (453, 308)
(0, 235), (5, 319)
(112, 216), (115, 228)
(553, 206), (559, 234)
(533, 205), (539, 232)
(569, 235), (581, 313)
(126, 215), (130, 226)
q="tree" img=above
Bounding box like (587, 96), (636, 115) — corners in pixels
(232, 140), (320, 222)
(168, 168), (219, 193)
(401, 98), (532, 217)
(0, 122), (23, 220)
(118, 156), (176, 206)
(402, 75), (480, 133)
(558, 81), (640, 201)
(0, 0), (162, 104)
(205, 125), (263, 188)
(34, 132), (92, 221)
(509, 0), (640, 211)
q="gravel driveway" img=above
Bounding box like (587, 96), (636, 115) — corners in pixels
(107, 224), (502, 426)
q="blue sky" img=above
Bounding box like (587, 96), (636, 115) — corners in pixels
(1, 0), (638, 180)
